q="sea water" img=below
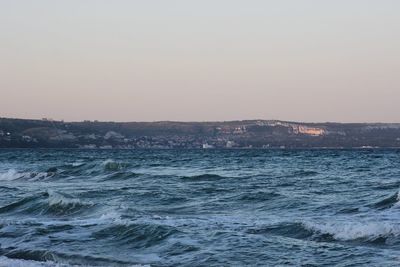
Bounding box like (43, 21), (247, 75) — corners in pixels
(0, 149), (400, 266)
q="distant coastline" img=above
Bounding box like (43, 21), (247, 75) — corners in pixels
(1, 117), (400, 149)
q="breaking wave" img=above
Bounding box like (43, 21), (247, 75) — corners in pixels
(47, 191), (91, 211)
(0, 256), (75, 267)
(0, 255), (149, 267)
(102, 159), (129, 171)
(0, 169), (54, 181)
(0, 191), (94, 216)
(250, 220), (400, 245)
(0, 161), (136, 182)
(302, 220), (400, 243)
(0, 256), (85, 267)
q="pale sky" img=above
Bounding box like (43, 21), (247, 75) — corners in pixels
(0, 1), (399, 122)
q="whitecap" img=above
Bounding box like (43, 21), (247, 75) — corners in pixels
(302, 220), (400, 241)
(0, 169), (51, 182)
(71, 162), (85, 167)
(0, 169), (21, 181)
(102, 159), (126, 171)
(0, 256), (151, 267)
(47, 190), (85, 208)
(0, 256), (78, 267)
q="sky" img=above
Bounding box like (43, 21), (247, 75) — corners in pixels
(0, 1), (399, 123)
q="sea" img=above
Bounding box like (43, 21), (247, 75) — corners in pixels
(0, 149), (400, 266)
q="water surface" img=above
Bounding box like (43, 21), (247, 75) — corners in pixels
(0, 149), (400, 266)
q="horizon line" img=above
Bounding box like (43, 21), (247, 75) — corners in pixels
(2, 116), (400, 125)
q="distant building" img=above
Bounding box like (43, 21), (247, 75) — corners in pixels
(226, 141), (235, 148)
(202, 143), (214, 149)
(104, 131), (124, 140)
(233, 126), (246, 134)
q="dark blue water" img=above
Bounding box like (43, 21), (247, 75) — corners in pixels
(1, 149), (400, 266)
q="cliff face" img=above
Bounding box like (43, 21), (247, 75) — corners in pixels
(1, 117), (400, 148)
(293, 126), (325, 136)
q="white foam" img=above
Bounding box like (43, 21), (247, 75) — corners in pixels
(98, 210), (131, 225)
(303, 220), (400, 241)
(0, 169), (50, 181)
(102, 159), (115, 166)
(102, 159), (125, 171)
(0, 169), (22, 181)
(0, 256), (151, 267)
(54, 210), (128, 227)
(47, 190), (84, 208)
(6, 209), (129, 229)
(0, 256), (76, 267)
(99, 210), (122, 221)
(27, 173), (50, 181)
(71, 162), (84, 167)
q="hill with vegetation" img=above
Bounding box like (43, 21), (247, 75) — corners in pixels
(1, 117), (400, 149)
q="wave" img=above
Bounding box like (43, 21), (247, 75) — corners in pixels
(91, 222), (178, 248)
(247, 222), (315, 240)
(58, 163), (99, 177)
(0, 254), (149, 267)
(0, 161), (135, 182)
(0, 256), (73, 267)
(102, 159), (129, 172)
(372, 192), (400, 210)
(373, 182), (400, 190)
(0, 256), (87, 267)
(302, 221), (400, 243)
(250, 220), (400, 244)
(0, 185), (19, 192)
(0, 169), (21, 181)
(181, 174), (226, 181)
(0, 191), (94, 216)
(70, 162), (85, 167)
(47, 191), (90, 209)
(0, 169), (53, 181)
(0, 160), (137, 182)
(238, 191), (281, 202)
(102, 171), (141, 181)
(0, 195), (39, 214)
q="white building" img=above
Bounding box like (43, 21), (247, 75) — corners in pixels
(226, 141), (235, 148)
(202, 143), (214, 149)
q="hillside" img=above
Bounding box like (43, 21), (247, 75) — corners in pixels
(1, 117), (400, 148)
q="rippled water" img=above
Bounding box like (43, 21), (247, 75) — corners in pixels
(1, 149), (400, 266)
